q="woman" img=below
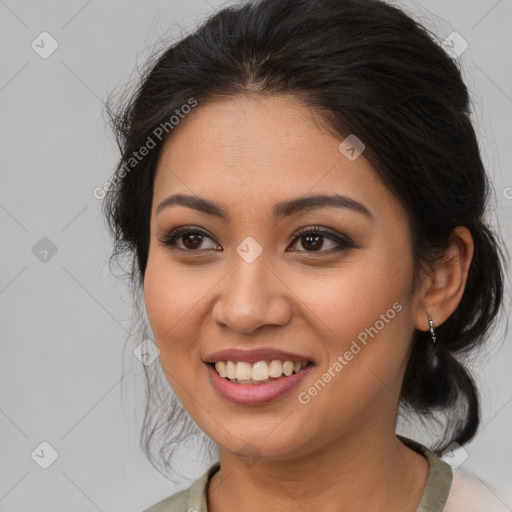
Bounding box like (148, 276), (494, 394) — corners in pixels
(103, 0), (508, 510)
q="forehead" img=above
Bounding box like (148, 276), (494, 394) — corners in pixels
(152, 94), (400, 221)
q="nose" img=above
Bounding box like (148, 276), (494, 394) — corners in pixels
(211, 252), (293, 335)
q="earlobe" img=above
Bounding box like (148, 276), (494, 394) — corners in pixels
(414, 226), (474, 331)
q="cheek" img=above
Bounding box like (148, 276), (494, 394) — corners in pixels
(290, 244), (414, 386)
(143, 250), (210, 339)
(143, 254), (212, 409)
(294, 258), (411, 342)
(142, 257), (203, 385)
(291, 267), (413, 433)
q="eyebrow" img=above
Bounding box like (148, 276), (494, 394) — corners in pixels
(156, 193), (372, 220)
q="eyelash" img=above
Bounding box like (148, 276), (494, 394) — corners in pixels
(158, 226), (354, 255)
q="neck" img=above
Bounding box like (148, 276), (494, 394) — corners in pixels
(207, 429), (429, 512)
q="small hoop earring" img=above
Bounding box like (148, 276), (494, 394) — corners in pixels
(428, 316), (437, 345)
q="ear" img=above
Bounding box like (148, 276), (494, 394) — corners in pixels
(414, 226), (474, 331)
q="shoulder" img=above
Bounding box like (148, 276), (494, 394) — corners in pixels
(142, 462), (221, 512)
(397, 435), (510, 512)
(143, 489), (189, 512)
(444, 468), (510, 512)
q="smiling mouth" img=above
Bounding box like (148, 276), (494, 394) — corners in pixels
(208, 359), (313, 384)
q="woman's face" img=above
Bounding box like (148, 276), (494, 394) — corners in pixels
(144, 94), (424, 461)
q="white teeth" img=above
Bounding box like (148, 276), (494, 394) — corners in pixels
(251, 361), (269, 381)
(216, 361), (227, 377)
(283, 361), (294, 376)
(235, 362), (252, 381)
(269, 359), (283, 377)
(226, 361), (236, 379)
(214, 359), (309, 383)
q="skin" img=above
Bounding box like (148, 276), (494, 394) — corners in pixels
(143, 94), (474, 512)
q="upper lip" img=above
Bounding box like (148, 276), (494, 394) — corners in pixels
(203, 347), (314, 364)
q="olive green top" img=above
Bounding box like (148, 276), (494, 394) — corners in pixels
(143, 436), (455, 512)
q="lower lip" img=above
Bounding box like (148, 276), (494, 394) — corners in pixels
(206, 363), (314, 405)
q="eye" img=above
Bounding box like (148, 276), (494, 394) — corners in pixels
(158, 225), (353, 254)
(158, 227), (221, 251)
(288, 226), (353, 254)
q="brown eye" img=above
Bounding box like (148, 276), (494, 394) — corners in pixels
(159, 227), (220, 251)
(288, 227), (353, 254)
(181, 233), (205, 250)
(297, 233), (331, 251)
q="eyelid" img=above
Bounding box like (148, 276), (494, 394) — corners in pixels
(288, 226), (353, 253)
(158, 225), (354, 253)
(158, 226), (221, 251)
(291, 225), (351, 243)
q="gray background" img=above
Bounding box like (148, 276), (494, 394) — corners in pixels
(1, 0), (511, 511)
